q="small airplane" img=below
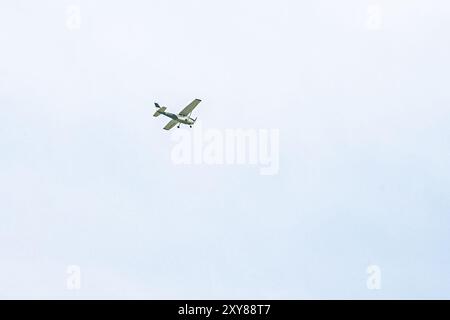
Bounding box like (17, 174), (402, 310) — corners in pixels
(153, 99), (202, 130)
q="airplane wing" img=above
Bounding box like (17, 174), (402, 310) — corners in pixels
(178, 99), (202, 116)
(163, 119), (178, 130)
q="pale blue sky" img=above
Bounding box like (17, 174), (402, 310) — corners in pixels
(1, 0), (449, 299)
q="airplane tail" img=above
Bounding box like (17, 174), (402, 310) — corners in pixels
(153, 103), (167, 117)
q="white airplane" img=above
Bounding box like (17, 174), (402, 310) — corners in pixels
(153, 99), (202, 130)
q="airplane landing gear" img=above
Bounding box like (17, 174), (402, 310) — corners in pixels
(190, 125), (192, 128)
(177, 125), (180, 128)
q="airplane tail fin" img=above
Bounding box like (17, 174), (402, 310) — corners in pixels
(153, 103), (167, 117)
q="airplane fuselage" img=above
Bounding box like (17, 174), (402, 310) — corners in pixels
(154, 99), (201, 130)
(160, 111), (195, 125)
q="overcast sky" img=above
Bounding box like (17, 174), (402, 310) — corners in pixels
(1, 0), (450, 299)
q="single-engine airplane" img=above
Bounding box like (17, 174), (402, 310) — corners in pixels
(153, 99), (202, 130)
